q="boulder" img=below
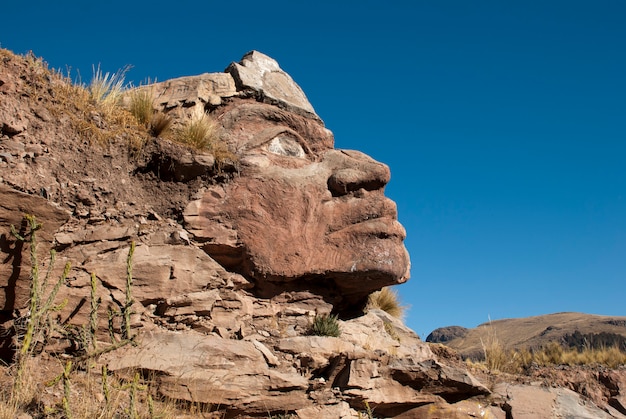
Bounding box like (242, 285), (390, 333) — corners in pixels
(394, 400), (504, 419)
(426, 325), (469, 343)
(105, 330), (311, 414)
(492, 383), (617, 419)
(124, 72), (237, 123)
(226, 50), (319, 120)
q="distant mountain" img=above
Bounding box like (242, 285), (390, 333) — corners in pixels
(426, 312), (626, 360)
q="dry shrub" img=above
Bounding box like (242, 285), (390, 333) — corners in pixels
(366, 287), (405, 319)
(476, 321), (533, 374)
(149, 112), (173, 138)
(474, 335), (626, 374)
(128, 87), (154, 125)
(535, 343), (626, 369)
(173, 114), (218, 150)
(127, 87), (172, 138)
(89, 64), (129, 114)
(39, 64), (147, 146)
(0, 359), (39, 419)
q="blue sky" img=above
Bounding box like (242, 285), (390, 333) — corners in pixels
(2, 1), (625, 337)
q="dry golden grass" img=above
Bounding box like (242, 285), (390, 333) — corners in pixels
(473, 335), (626, 374)
(0, 359), (39, 419)
(128, 87), (155, 126)
(148, 112), (173, 138)
(173, 114), (218, 150)
(6, 49), (149, 149)
(89, 64), (130, 114)
(366, 287), (406, 319)
(126, 87), (173, 139)
(0, 358), (220, 418)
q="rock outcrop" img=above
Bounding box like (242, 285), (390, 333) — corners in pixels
(1, 48), (625, 418)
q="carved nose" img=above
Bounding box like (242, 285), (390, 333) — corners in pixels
(326, 150), (391, 197)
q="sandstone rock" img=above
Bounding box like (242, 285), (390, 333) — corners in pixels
(600, 370), (626, 415)
(341, 309), (433, 359)
(105, 331), (311, 414)
(3, 47), (621, 419)
(343, 384), (443, 418)
(226, 50), (319, 120)
(493, 383), (617, 419)
(276, 336), (363, 370)
(187, 101), (410, 313)
(394, 400), (503, 419)
(0, 107), (28, 136)
(125, 72), (237, 123)
(251, 339), (280, 367)
(390, 358), (490, 401)
(0, 184), (70, 309)
(295, 401), (359, 419)
(83, 243), (242, 304)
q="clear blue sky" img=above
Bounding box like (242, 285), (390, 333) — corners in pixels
(2, 1), (625, 338)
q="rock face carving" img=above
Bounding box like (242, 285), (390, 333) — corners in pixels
(2, 49), (625, 418)
(185, 99), (410, 312)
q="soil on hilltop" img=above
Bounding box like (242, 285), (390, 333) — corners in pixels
(0, 48), (221, 224)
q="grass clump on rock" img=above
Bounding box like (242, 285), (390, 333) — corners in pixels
(366, 287), (405, 319)
(127, 87), (172, 138)
(309, 314), (341, 337)
(173, 114), (218, 150)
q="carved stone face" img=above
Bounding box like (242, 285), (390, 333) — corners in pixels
(185, 99), (410, 307)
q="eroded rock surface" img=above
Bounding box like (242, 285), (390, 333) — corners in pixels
(1, 48), (625, 418)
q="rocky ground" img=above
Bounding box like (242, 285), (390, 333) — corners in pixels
(1, 48), (626, 418)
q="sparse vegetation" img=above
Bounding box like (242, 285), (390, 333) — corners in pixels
(128, 87), (154, 125)
(148, 111), (173, 137)
(358, 401), (380, 419)
(10, 215), (70, 387)
(366, 287), (405, 319)
(383, 320), (401, 342)
(89, 64), (130, 114)
(127, 86), (172, 138)
(173, 113), (219, 150)
(309, 314), (341, 337)
(474, 329), (626, 374)
(0, 216), (167, 418)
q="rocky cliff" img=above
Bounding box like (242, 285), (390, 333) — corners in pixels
(1, 48), (625, 418)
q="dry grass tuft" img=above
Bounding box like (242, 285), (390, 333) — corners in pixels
(148, 112), (173, 138)
(173, 113), (219, 150)
(128, 87), (155, 125)
(0, 359), (39, 419)
(126, 87), (172, 138)
(366, 287), (406, 319)
(19, 59), (149, 147)
(472, 329), (626, 374)
(89, 64), (130, 114)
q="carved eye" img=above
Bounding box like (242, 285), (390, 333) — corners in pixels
(266, 134), (305, 158)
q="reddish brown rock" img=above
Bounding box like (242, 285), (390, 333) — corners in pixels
(185, 100), (410, 313)
(3, 48), (623, 419)
(394, 400), (503, 419)
(0, 184), (70, 310)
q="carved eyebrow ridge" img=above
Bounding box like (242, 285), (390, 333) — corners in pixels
(245, 126), (312, 156)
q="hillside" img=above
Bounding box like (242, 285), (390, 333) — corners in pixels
(427, 312), (626, 360)
(2, 47), (626, 418)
